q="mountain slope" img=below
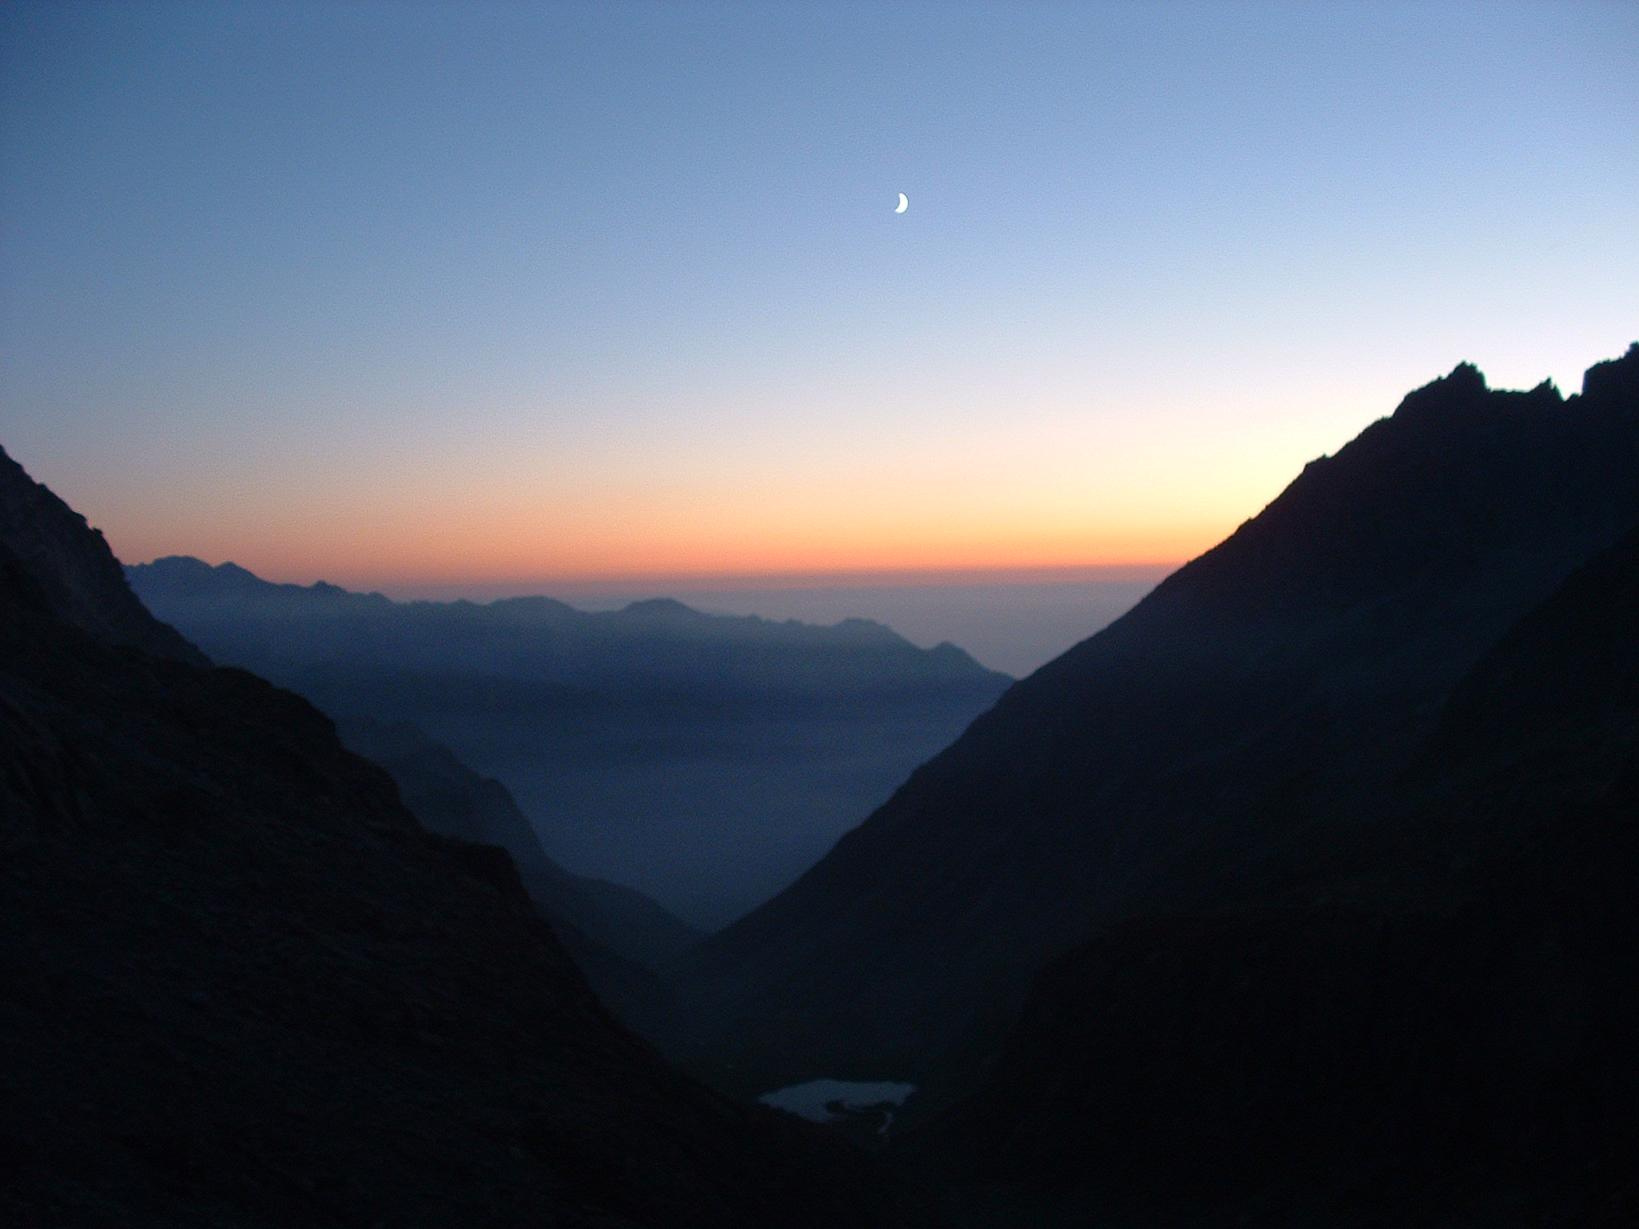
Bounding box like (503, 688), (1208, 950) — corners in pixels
(0, 445), (206, 666)
(127, 557), (1012, 927)
(907, 524), (1639, 1225)
(337, 717), (700, 970)
(0, 448), (942, 1228)
(679, 346), (1639, 1089)
(335, 718), (695, 1034)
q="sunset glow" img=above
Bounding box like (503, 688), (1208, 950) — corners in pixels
(4, 3), (1635, 597)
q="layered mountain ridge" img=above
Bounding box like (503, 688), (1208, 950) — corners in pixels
(128, 555), (1012, 926)
(127, 555), (987, 693)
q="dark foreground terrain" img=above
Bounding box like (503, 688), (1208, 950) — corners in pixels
(907, 524), (1639, 1225)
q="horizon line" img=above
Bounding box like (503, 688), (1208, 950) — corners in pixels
(144, 557), (1184, 598)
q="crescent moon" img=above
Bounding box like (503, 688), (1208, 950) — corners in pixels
(895, 193), (908, 214)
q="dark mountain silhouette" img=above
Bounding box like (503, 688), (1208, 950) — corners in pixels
(127, 556), (1011, 928)
(0, 448), (943, 1227)
(678, 346), (1639, 1094)
(335, 717), (695, 1032)
(0, 446), (206, 666)
(337, 717), (698, 969)
(907, 523), (1639, 1224)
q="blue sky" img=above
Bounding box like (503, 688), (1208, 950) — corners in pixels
(2, 1), (1635, 586)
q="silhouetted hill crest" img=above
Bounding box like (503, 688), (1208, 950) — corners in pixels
(143, 555), (389, 606)
(488, 594), (580, 620)
(1133, 351), (1635, 625)
(1582, 340), (1639, 403)
(620, 596), (698, 618)
(0, 455), (206, 665)
(1392, 359), (1488, 413)
(128, 556), (1002, 693)
(144, 554), (256, 584)
(831, 615), (902, 643)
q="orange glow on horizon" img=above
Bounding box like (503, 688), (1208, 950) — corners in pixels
(353, 556), (1187, 597)
(98, 475), (1246, 596)
(116, 519), (1216, 596)
(76, 378), (1316, 598)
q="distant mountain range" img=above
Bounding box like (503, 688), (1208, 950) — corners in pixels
(0, 442), (943, 1227)
(127, 557), (1010, 927)
(676, 345), (1639, 1217)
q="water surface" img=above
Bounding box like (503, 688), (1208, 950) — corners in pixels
(759, 1079), (917, 1135)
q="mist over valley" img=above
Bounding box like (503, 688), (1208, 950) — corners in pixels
(127, 558), (1011, 928)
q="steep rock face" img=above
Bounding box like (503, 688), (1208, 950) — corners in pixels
(0, 449), (942, 1228)
(0, 445), (206, 666)
(907, 527), (1639, 1225)
(680, 347), (1639, 1088)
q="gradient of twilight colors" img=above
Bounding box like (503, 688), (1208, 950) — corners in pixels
(2, 2), (1635, 591)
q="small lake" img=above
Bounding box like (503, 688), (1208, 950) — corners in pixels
(758, 1079), (917, 1135)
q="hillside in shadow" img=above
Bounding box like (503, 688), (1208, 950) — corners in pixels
(907, 523), (1639, 1225)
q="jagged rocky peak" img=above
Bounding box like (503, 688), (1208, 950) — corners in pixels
(0, 447), (206, 665)
(1582, 340), (1639, 404)
(1389, 360), (1489, 422)
(1385, 358), (1568, 424)
(826, 615), (902, 644)
(1445, 359), (1487, 391)
(1390, 343), (1639, 426)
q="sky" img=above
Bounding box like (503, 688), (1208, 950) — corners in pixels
(2, 0), (1636, 595)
